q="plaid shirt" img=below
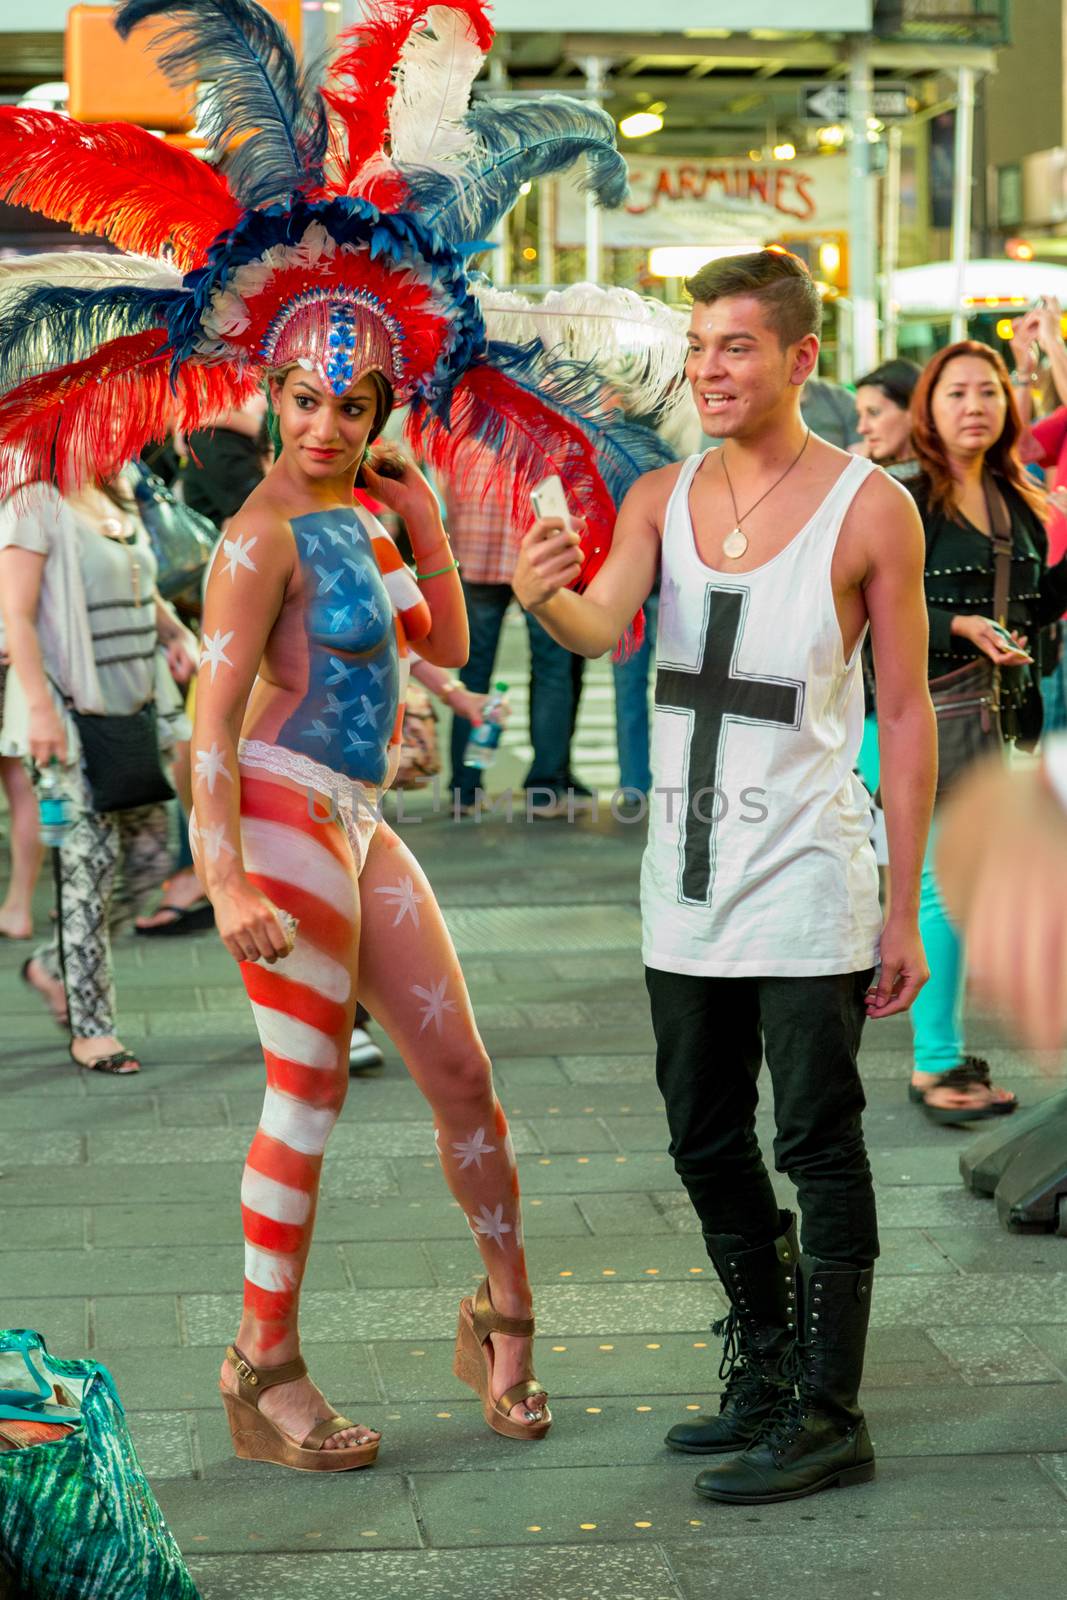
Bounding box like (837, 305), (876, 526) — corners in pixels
(439, 448), (520, 586)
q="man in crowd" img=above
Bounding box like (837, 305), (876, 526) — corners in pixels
(513, 249), (936, 1505)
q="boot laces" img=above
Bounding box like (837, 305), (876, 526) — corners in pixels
(759, 1346), (807, 1455)
(711, 1310), (784, 1412)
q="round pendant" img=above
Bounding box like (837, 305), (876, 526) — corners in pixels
(722, 526), (748, 560)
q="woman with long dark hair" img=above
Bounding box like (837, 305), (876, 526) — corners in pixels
(908, 340), (1067, 1122)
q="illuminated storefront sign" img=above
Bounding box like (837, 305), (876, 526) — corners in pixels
(557, 156), (850, 247)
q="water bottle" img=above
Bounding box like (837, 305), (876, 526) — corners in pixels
(37, 761), (74, 848)
(463, 680), (509, 771)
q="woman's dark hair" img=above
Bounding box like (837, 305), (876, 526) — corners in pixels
(911, 340), (1044, 522)
(854, 358), (921, 412)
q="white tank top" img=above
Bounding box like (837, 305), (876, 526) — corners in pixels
(641, 450), (881, 978)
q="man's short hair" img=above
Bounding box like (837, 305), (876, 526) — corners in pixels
(684, 250), (822, 348)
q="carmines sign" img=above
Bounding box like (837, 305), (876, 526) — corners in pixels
(556, 155), (850, 247)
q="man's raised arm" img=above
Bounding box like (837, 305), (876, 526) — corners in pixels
(511, 468), (670, 658)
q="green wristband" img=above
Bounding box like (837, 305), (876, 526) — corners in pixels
(416, 559), (460, 580)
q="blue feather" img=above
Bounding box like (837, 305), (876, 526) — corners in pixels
(483, 340), (675, 507)
(0, 284), (180, 393)
(399, 96), (629, 243)
(114, 0), (328, 210)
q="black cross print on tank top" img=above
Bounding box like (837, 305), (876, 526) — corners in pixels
(654, 585), (804, 905)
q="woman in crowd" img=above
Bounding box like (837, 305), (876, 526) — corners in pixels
(0, 474), (196, 1072)
(908, 340), (1067, 1122)
(855, 359), (921, 474)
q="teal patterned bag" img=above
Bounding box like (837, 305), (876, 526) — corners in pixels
(0, 1330), (200, 1599)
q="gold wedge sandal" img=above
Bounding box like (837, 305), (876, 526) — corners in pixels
(453, 1278), (552, 1441)
(220, 1344), (379, 1472)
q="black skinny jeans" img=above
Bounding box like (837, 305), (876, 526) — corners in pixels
(645, 967), (879, 1267)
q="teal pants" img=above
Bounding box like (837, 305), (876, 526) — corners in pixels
(859, 714), (961, 1074)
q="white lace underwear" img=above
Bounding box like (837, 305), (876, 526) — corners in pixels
(238, 738), (380, 875)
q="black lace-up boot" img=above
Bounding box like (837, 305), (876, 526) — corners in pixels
(666, 1211), (798, 1455)
(694, 1253), (875, 1503)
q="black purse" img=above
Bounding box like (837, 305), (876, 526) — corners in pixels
(126, 459), (217, 602)
(927, 473), (1012, 800)
(71, 703), (175, 814)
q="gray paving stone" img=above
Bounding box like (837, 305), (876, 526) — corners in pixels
(869, 1144), (974, 1186)
(560, 1055), (657, 1084)
(927, 1227), (1067, 1275)
(155, 1469), (420, 1552)
(1023, 1324), (1067, 1376)
(2, 1163), (248, 1206)
(429, 1235), (716, 1289)
(127, 1410), (195, 1477)
(871, 1272), (1067, 1327)
(491, 1059), (574, 1087)
(5, 1243), (346, 1297)
(93, 1294), (182, 1349)
(667, 1529), (1067, 1600)
(526, 1116), (622, 1154)
(187, 1545), (683, 1600)
(412, 1453), (1067, 1549)
(577, 1194), (677, 1237)
(396, 1150), (683, 1197)
(2, 1095), (156, 1131)
(0, 1297), (86, 1349)
(341, 1241), (438, 1289)
(373, 1333), (726, 1403)
(925, 1325), (1064, 1384)
(1038, 1453), (1067, 1500)
(504, 1085), (665, 1118)
(0, 1131), (84, 1166)
(182, 1281), (724, 1347)
(157, 1095), (232, 1129)
(0, 1207), (85, 1250)
(874, 1383), (1067, 1455)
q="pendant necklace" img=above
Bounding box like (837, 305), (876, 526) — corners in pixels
(719, 427), (811, 560)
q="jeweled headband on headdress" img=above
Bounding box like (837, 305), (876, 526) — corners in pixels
(0, 0), (687, 592)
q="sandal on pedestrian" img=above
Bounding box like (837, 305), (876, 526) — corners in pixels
(134, 899), (215, 938)
(20, 957), (68, 1029)
(220, 1345), (379, 1472)
(453, 1278), (551, 1441)
(68, 1044), (141, 1076)
(914, 1057), (1018, 1125)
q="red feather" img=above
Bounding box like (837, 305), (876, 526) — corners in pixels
(323, 0), (494, 194)
(0, 109), (241, 272)
(406, 366), (643, 652)
(0, 331), (258, 495)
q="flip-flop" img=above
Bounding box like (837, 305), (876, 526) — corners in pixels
(134, 900), (215, 938)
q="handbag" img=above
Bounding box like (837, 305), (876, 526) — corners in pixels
(927, 473), (1012, 800)
(395, 682), (441, 789)
(71, 701), (175, 813)
(126, 459), (217, 602)
(0, 1328), (200, 1599)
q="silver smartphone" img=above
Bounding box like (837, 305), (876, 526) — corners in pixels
(530, 474), (576, 532)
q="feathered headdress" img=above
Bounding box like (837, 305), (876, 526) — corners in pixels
(0, 0), (685, 594)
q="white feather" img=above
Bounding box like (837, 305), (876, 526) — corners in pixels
(0, 251), (183, 295)
(389, 5), (483, 167)
(475, 281), (691, 426)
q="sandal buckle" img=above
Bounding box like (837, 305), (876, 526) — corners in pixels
(233, 1358), (258, 1386)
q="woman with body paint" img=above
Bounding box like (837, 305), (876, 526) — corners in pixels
(189, 360), (551, 1470)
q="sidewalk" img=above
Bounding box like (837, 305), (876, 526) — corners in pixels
(3, 632), (1067, 1599)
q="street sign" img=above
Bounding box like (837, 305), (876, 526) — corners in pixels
(802, 82), (912, 122)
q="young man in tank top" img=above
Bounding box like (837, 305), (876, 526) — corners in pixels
(513, 250), (936, 1505)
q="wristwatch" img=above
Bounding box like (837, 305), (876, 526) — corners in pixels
(1011, 369), (1038, 387)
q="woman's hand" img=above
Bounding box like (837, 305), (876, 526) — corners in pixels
(210, 879), (294, 965)
(163, 626), (198, 687)
(28, 702), (67, 767)
(1010, 310), (1041, 376)
(362, 445), (441, 534)
(1036, 296), (1065, 356)
(950, 613), (1033, 665)
(513, 518), (584, 610)
(449, 687), (511, 727)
